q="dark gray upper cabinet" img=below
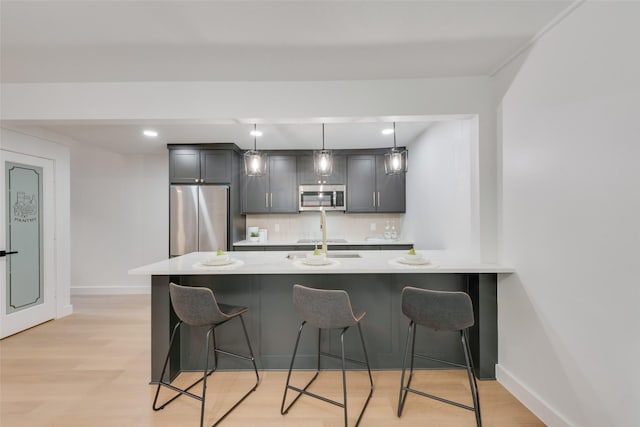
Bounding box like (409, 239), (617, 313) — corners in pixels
(242, 155), (297, 214)
(269, 155), (298, 213)
(200, 150), (232, 183)
(347, 154), (405, 213)
(297, 154), (347, 185)
(347, 155), (377, 212)
(242, 173), (270, 213)
(169, 149), (232, 183)
(375, 154), (405, 212)
(169, 149), (201, 183)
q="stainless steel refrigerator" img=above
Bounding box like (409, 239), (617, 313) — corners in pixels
(170, 185), (228, 257)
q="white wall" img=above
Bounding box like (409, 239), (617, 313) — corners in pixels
(1, 77), (499, 262)
(0, 127), (72, 317)
(403, 119), (477, 257)
(70, 144), (167, 294)
(496, 3), (640, 426)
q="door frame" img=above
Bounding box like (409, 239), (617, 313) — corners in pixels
(1, 150), (56, 338)
(0, 127), (73, 338)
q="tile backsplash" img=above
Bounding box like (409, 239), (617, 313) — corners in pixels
(245, 212), (405, 242)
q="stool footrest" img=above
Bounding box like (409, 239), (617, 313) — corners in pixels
(153, 368), (215, 409)
(401, 386), (475, 412)
(215, 348), (255, 362)
(286, 384), (345, 408)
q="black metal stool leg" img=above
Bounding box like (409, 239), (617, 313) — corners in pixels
(153, 321), (182, 410)
(340, 327), (349, 427)
(281, 321), (321, 414)
(209, 315), (260, 427)
(462, 331), (482, 427)
(211, 328), (218, 370)
(153, 322), (216, 415)
(239, 314), (260, 386)
(355, 322), (374, 427)
(397, 320), (416, 416)
(200, 327), (214, 427)
(317, 328), (322, 371)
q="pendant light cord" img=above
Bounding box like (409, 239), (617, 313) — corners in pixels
(393, 122), (397, 149)
(253, 123), (257, 151)
(322, 123), (325, 150)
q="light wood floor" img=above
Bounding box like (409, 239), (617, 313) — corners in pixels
(0, 295), (544, 427)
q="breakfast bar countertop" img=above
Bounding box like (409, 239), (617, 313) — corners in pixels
(128, 250), (514, 276)
(232, 238), (415, 246)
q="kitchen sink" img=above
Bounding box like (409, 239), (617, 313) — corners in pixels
(327, 252), (361, 258)
(287, 251), (361, 260)
(296, 238), (348, 243)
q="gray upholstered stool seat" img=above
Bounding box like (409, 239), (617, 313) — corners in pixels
(153, 283), (260, 427)
(281, 284), (374, 427)
(397, 286), (481, 426)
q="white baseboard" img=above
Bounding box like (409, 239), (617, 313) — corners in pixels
(496, 364), (574, 427)
(71, 285), (151, 295)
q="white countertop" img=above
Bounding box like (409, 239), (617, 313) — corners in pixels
(129, 250), (514, 276)
(233, 239), (414, 246)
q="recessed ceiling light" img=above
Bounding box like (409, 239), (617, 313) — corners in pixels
(250, 130), (263, 137)
(382, 128), (394, 135)
(143, 129), (158, 137)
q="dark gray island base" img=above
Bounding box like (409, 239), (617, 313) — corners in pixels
(151, 272), (498, 382)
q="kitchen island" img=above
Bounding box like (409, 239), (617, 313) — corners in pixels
(129, 250), (513, 382)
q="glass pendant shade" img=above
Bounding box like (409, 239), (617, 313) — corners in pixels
(313, 123), (333, 176)
(384, 122), (408, 175)
(244, 124), (267, 176)
(384, 148), (408, 174)
(244, 150), (267, 176)
(314, 150), (333, 176)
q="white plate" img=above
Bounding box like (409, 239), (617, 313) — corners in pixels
(301, 257), (334, 266)
(396, 257), (431, 265)
(201, 257), (234, 266)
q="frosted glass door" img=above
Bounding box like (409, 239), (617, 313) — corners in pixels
(5, 162), (43, 314)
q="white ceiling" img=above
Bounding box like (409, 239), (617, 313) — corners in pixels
(0, 0), (574, 153)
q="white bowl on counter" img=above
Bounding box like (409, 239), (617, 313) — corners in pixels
(202, 254), (232, 266)
(303, 252), (329, 265)
(398, 252), (430, 265)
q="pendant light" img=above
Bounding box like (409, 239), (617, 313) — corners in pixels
(313, 123), (333, 176)
(384, 122), (408, 175)
(244, 124), (267, 176)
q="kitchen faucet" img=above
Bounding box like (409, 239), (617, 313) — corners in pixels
(320, 208), (328, 254)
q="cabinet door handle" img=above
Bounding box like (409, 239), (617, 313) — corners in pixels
(373, 192), (376, 207)
(270, 192), (273, 207)
(265, 192), (269, 208)
(377, 191), (381, 207)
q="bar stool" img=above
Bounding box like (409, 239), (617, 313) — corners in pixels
(281, 284), (374, 427)
(153, 283), (260, 427)
(397, 286), (481, 426)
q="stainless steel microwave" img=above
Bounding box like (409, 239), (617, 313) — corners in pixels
(299, 185), (346, 211)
